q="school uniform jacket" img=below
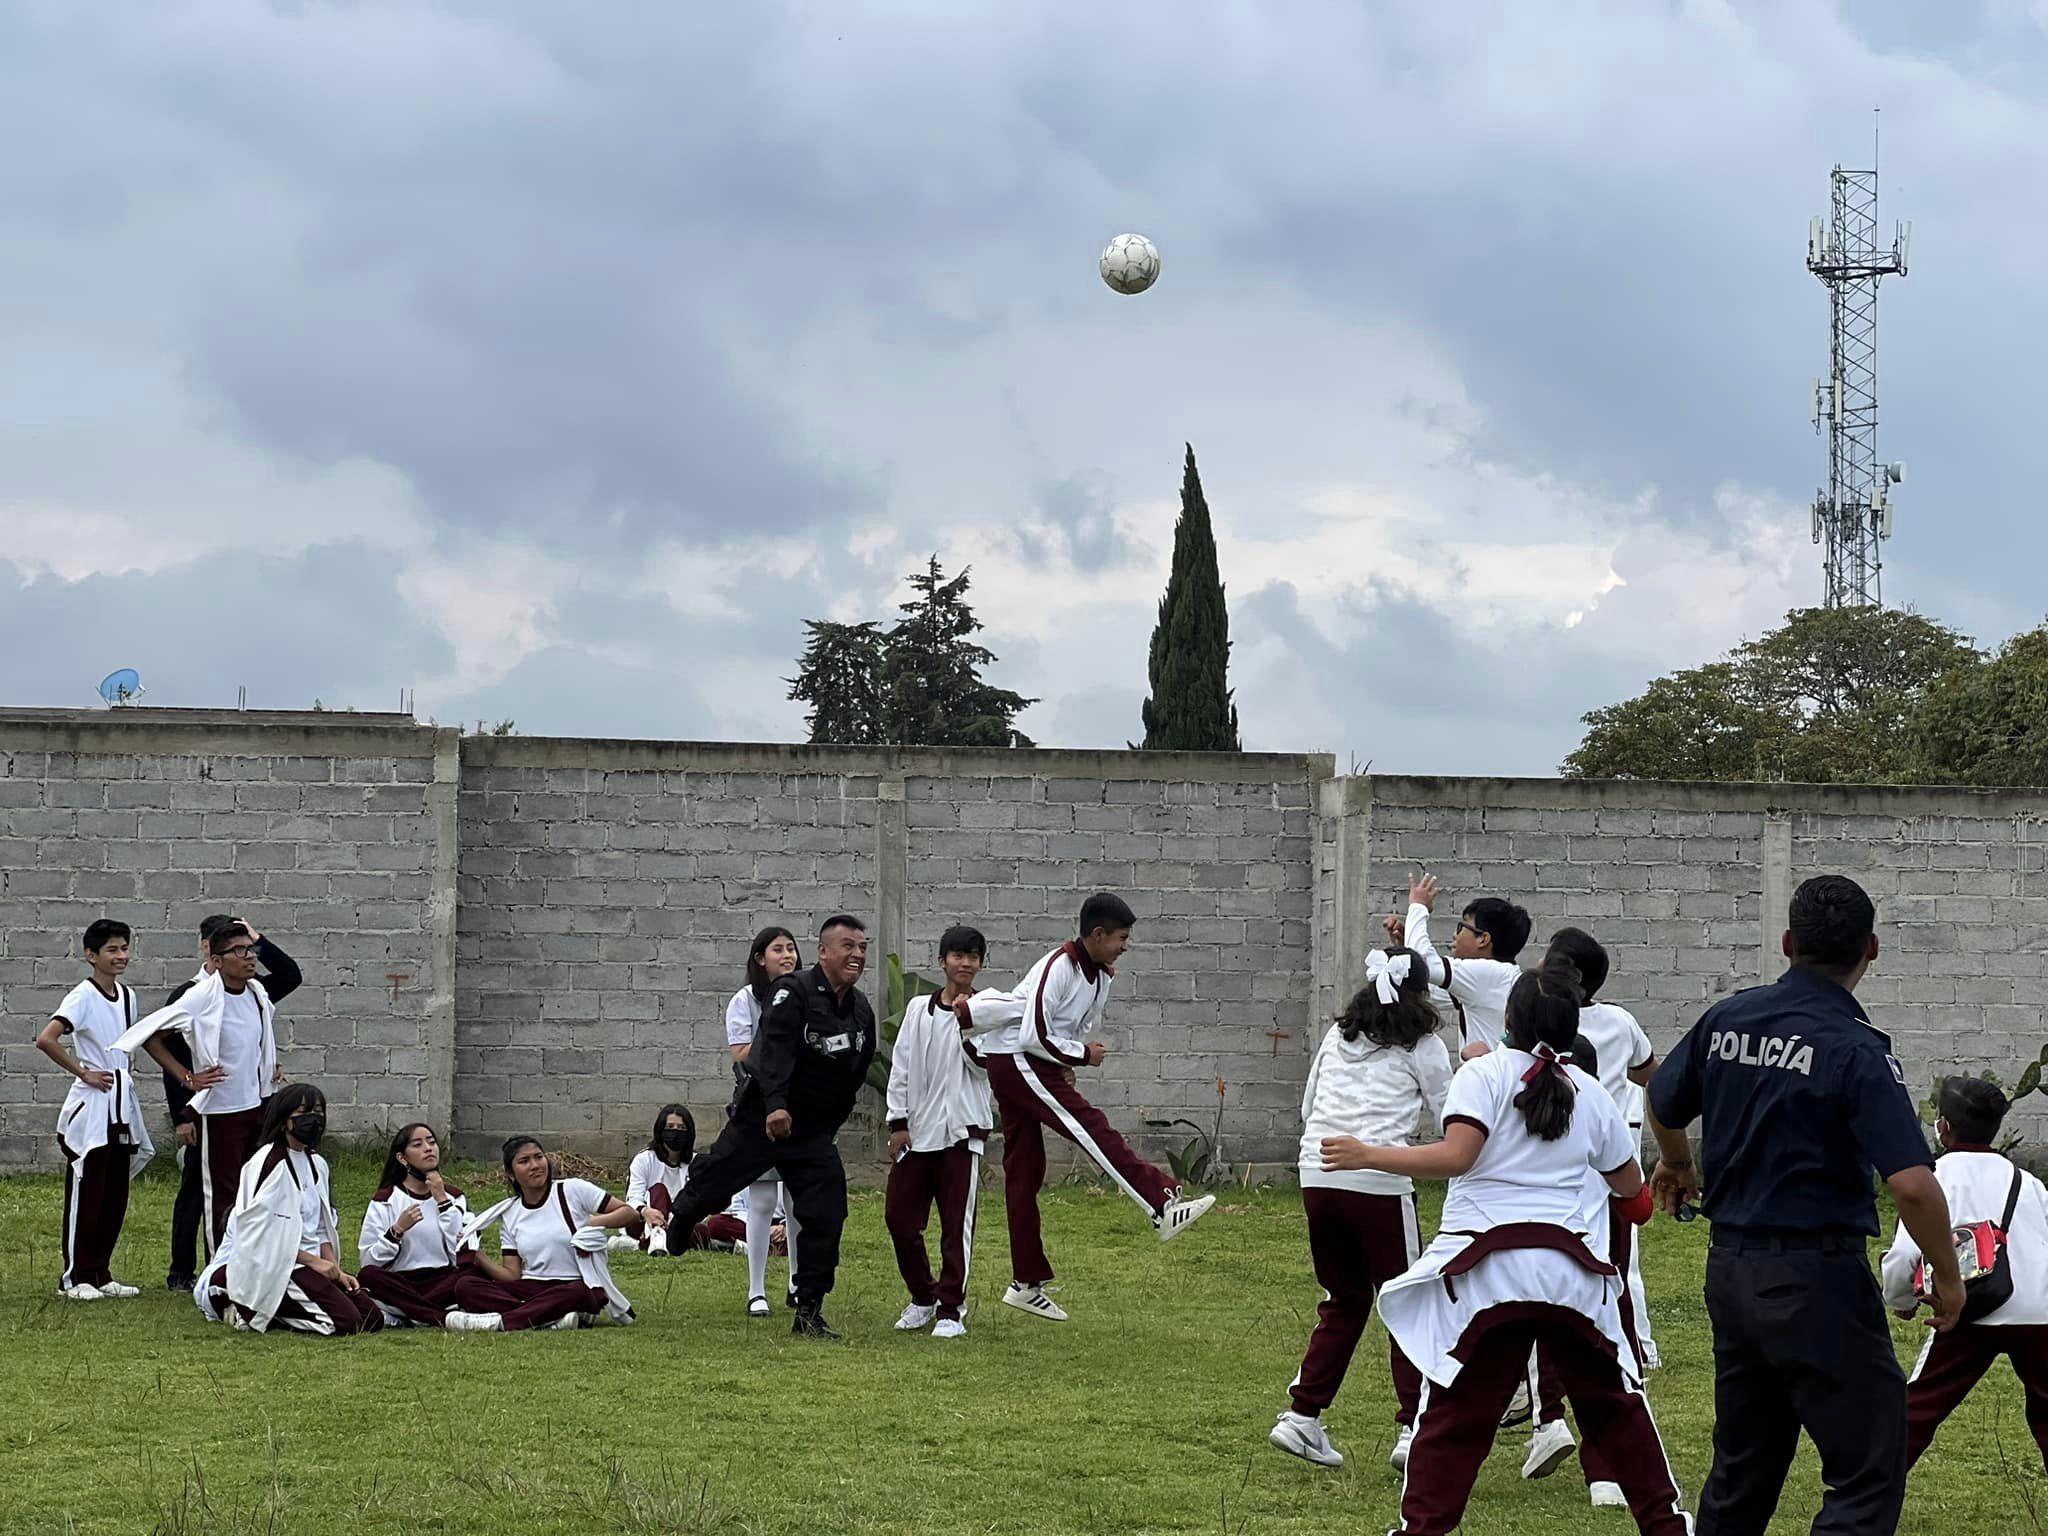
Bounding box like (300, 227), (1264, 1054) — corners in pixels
(960, 942), (1111, 1067)
(1297, 1024), (1452, 1197)
(358, 1183), (472, 1272)
(1403, 904), (1519, 1050)
(886, 993), (993, 1152)
(625, 1151), (689, 1209)
(114, 969), (280, 1116)
(1881, 1148), (2048, 1326)
(51, 979), (156, 1176)
(160, 941), (302, 1127)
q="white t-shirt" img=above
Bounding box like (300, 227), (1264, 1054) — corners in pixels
(1882, 1150), (2048, 1327)
(1440, 1049), (1637, 1237)
(53, 980), (136, 1075)
(1577, 1002), (1654, 1125)
(500, 1177), (609, 1282)
(286, 1148), (335, 1253)
(725, 987), (763, 1048)
(626, 1151), (689, 1208)
(210, 987), (268, 1114)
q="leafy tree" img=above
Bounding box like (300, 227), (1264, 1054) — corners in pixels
(881, 557), (1035, 747)
(1564, 605), (1979, 783)
(1910, 620), (2048, 786)
(787, 620), (886, 745)
(1139, 444), (1240, 751)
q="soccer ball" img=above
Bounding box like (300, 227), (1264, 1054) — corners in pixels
(1099, 233), (1161, 295)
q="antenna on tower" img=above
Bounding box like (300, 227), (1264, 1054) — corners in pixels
(1806, 131), (1910, 609)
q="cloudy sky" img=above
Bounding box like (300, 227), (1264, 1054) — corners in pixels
(4, 1), (2043, 774)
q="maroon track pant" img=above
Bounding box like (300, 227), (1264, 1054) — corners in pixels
(1906, 1322), (2048, 1469)
(359, 1264), (462, 1327)
(985, 1052), (1177, 1286)
(1291, 1188), (1425, 1424)
(59, 1142), (132, 1290)
(1397, 1305), (1687, 1536)
(625, 1185), (741, 1251)
(1547, 1207), (1653, 1489)
(208, 1264), (386, 1336)
(886, 1141), (982, 1320)
(452, 1272), (607, 1331)
(200, 1106), (266, 1253)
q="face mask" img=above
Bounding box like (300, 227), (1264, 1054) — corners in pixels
(290, 1113), (326, 1150)
(661, 1131), (692, 1156)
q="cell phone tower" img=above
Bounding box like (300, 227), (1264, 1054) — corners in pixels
(1806, 126), (1911, 608)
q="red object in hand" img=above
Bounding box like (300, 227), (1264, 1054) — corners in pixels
(1615, 1185), (1655, 1227)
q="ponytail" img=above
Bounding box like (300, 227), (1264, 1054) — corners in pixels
(1504, 956), (1585, 1142)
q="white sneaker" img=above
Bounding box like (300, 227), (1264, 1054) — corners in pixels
(1269, 1410), (1344, 1468)
(606, 1234), (638, 1254)
(99, 1281), (141, 1298)
(1002, 1282), (1068, 1322)
(1640, 1340), (1662, 1371)
(933, 1317), (967, 1340)
(1500, 1378), (1533, 1428)
(1391, 1424), (1415, 1471)
(444, 1311), (504, 1333)
(1590, 1481), (1627, 1507)
(1156, 1193), (1216, 1243)
(895, 1301), (938, 1331)
(1522, 1418), (1577, 1480)
(59, 1284), (104, 1301)
(733, 1240), (749, 1258)
(646, 1226), (670, 1256)
(747, 1294), (771, 1319)
(549, 1313), (583, 1331)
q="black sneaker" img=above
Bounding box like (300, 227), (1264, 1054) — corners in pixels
(786, 1288), (799, 1311)
(166, 1274), (195, 1294)
(791, 1303), (841, 1341)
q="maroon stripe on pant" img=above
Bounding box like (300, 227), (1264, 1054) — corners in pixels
(452, 1272), (605, 1331)
(1906, 1321), (2048, 1469)
(208, 1264), (386, 1336)
(201, 1107), (266, 1252)
(1290, 1187), (1424, 1424)
(886, 1142), (978, 1318)
(986, 1052), (1176, 1285)
(1398, 1303), (1685, 1536)
(59, 1141), (133, 1289)
(359, 1264), (462, 1326)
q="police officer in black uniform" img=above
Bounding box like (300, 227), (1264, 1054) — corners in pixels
(1648, 874), (1963, 1535)
(663, 914), (876, 1339)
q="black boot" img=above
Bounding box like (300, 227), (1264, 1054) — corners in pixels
(791, 1300), (841, 1340)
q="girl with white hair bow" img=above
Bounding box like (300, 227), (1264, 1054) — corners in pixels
(1269, 946), (1452, 1475)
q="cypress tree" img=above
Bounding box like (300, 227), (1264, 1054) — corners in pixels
(1139, 444), (1240, 751)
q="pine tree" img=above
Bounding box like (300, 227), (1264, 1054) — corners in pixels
(881, 557), (1035, 747)
(787, 620), (886, 744)
(1139, 444), (1240, 751)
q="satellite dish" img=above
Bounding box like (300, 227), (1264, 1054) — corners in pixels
(97, 669), (143, 707)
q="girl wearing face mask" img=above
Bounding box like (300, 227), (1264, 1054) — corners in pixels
(357, 1123), (493, 1330)
(725, 928), (804, 1316)
(196, 1084), (383, 1336)
(613, 1104), (697, 1255)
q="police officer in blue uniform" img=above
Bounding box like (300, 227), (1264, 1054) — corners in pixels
(1647, 874), (1964, 1535)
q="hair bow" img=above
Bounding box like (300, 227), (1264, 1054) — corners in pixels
(1365, 948), (1412, 1007)
(1520, 1039), (1574, 1085)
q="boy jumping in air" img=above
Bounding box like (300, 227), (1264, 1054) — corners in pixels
(957, 892), (1214, 1323)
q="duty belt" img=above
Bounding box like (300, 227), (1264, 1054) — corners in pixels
(1711, 1226), (1866, 1255)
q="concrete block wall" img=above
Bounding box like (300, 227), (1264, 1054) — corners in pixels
(0, 712), (458, 1169)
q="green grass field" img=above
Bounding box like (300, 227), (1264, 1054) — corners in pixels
(1, 1158), (2041, 1535)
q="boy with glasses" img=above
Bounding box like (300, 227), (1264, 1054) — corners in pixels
(1385, 874), (1532, 1051)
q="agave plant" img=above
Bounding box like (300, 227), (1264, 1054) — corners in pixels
(1918, 1044), (2048, 1153)
(864, 953), (938, 1096)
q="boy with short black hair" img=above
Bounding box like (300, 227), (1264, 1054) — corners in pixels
(1390, 874), (1531, 1051)
(35, 919), (154, 1300)
(1882, 1075), (2048, 1471)
(886, 925), (994, 1339)
(957, 892), (1214, 1323)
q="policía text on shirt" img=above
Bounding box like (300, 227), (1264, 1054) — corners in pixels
(1708, 1030), (1814, 1076)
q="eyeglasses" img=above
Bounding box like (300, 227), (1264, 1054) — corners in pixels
(1454, 921), (1482, 938)
(219, 945), (259, 959)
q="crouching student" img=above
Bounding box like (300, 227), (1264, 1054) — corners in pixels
(611, 1105), (708, 1256)
(358, 1122), (484, 1330)
(1323, 958), (1689, 1536)
(886, 926), (993, 1339)
(197, 1084), (383, 1337)
(1883, 1076), (2048, 1471)
(1270, 947), (1450, 1473)
(454, 1136), (639, 1332)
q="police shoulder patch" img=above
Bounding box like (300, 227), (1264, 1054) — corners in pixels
(1885, 1054), (1906, 1086)
(771, 988), (791, 1008)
